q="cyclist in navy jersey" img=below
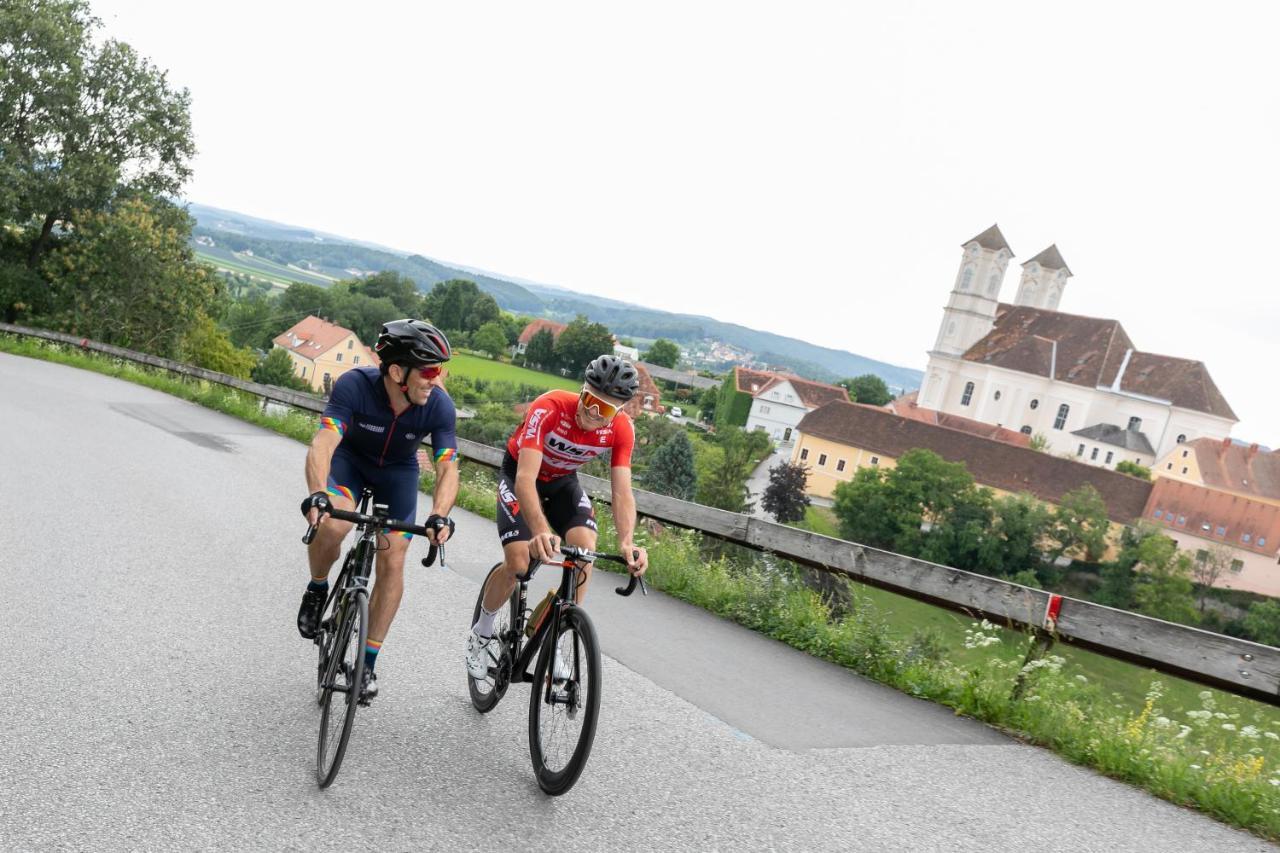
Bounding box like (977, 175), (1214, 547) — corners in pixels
(298, 319), (460, 702)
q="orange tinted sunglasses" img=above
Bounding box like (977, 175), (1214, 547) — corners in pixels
(417, 364), (443, 379)
(579, 388), (620, 418)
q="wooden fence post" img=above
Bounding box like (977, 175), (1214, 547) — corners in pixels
(1011, 594), (1063, 701)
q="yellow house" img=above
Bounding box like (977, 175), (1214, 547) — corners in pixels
(272, 316), (379, 393)
(792, 400), (1153, 528)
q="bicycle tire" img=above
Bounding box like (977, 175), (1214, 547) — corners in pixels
(528, 606), (601, 795)
(314, 551), (357, 705)
(468, 562), (519, 713)
(316, 588), (368, 788)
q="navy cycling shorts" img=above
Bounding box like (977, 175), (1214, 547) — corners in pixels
(326, 449), (420, 538)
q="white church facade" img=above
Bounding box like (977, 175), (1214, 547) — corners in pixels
(916, 225), (1237, 470)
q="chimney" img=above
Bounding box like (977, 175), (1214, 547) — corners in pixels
(1248, 443), (1260, 460)
(1220, 436), (1232, 457)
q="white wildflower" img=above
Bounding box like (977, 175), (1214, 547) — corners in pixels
(1222, 723), (1238, 732)
(1074, 675), (1088, 684)
(1190, 764), (1202, 770)
(1176, 726), (1192, 739)
(1265, 732), (1280, 741)
(1241, 726), (1262, 740)
(1198, 690), (1213, 700)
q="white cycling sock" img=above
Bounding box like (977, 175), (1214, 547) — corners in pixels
(473, 605), (499, 639)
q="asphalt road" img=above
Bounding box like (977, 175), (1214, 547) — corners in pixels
(0, 352), (1269, 851)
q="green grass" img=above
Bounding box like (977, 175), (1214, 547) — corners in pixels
(792, 505), (839, 537)
(6, 330), (1280, 840)
(445, 353), (580, 392)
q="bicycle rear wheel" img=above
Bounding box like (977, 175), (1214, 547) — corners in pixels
(528, 606), (601, 795)
(316, 588), (367, 788)
(468, 562), (519, 713)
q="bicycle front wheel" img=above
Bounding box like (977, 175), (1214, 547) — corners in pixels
(528, 605), (601, 795)
(468, 562), (519, 713)
(316, 588), (368, 788)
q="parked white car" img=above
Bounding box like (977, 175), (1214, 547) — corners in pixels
(669, 406), (684, 419)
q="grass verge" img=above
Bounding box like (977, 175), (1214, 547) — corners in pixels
(6, 332), (1280, 839)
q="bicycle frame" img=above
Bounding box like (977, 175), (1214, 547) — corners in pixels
(504, 557), (589, 701)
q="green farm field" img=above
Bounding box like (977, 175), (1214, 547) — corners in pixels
(444, 353), (580, 392)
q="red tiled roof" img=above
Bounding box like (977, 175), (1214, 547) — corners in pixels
(887, 397), (1033, 448)
(1186, 438), (1280, 501)
(797, 400), (1152, 522)
(964, 306), (1235, 420)
(272, 316), (363, 361)
(518, 319), (568, 345)
(733, 366), (849, 409)
(1145, 478), (1280, 557)
(623, 363), (665, 418)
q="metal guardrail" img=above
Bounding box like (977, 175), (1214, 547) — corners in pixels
(6, 321), (1278, 705)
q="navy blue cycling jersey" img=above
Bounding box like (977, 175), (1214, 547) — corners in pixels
(319, 367), (458, 468)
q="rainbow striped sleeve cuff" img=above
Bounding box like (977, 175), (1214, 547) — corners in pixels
(434, 448), (458, 463)
(320, 417), (346, 436)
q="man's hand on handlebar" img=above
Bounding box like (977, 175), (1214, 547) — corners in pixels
(300, 491), (331, 527)
(529, 531), (561, 563)
(425, 514), (455, 545)
(622, 543), (648, 576)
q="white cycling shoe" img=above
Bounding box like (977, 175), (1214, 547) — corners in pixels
(466, 630), (497, 681)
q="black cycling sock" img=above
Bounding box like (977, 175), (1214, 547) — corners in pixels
(307, 578), (328, 593)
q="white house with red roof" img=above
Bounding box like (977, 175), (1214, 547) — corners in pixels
(272, 316), (378, 394)
(514, 319), (568, 357)
(733, 366), (850, 446)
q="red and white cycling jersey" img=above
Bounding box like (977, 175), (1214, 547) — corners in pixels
(505, 390), (634, 482)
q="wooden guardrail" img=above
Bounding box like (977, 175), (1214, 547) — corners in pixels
(6, 321), (1279, 705)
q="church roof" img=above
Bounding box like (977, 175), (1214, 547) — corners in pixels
(1071, 423), (1156, 456)
(1024, 244), (1072, 276)
(962, 306), (1236, 420)
(963, 224), (1013, 254)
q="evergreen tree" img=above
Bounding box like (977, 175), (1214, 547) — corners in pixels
(553, 314), (614, 375)
(644, 431), (697, 501)
(524, 328), (556, 369)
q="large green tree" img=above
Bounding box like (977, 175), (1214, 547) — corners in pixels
(1049, 484), (1111, 562)
(642, 338), (680, 368)
(553, 314), (614, 376)
(1132, 532), (1199, 624)
(252, 346), (310, 391)
(840, 374), (892, 406)
(181, 313), (255, 379)
(977, 493), (1052, 579)
(696, 427), (755, 512)
(0, 0), (195, 265)
(762, 461), (810, 524)
(350, 271), (421, 317)
(645, 431), (697, 501)
(473, 321), (508, 359)
(524, 327), (556, 370)
(41, 196), (220, 357)
(423, 279), (499, 333)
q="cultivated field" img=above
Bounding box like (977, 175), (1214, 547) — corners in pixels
(444, 353), (580, 392)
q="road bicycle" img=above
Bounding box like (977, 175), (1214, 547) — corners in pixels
(468, 544), (645, 795)
(301, 489), (442, 788)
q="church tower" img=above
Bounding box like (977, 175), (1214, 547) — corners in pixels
(1014, 244), (1072, 311)
(930, 224), (1013, 358)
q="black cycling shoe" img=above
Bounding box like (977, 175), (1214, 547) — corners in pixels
(297, 587), (327, 639)
(359, 668), (378, 704)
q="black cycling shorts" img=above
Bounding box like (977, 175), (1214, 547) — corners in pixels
(496, 453), (597, 545)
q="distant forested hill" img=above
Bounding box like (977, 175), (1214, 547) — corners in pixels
(190, 203), (921, 389)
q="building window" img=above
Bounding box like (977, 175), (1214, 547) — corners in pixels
(1182, 450), (1189, 458)
(818, 453), (828, 467)
(786, 394), (794, 402)
(336, 353), (343, 362)
(987, 273), (1000, 295)
(961, 266), (974, 290)
(1231, 559), (1244, 573)
(836, 459), (847, 472)
(1216, 526), (1227, 536)
(1105, 451), (1114, 464)
(800, 448), (809, 461)
(994, 390), (1002, 401)
(1182, 467), (1189, 474)
(870, 456), (880, 466)
(1260, 537), (1267, 547)
(1177, 515), (1186, 526)
(1127, 416), (1142, 431)
(1243, 533), (1252, 544)
(1090, 447), (1099, 461)
(1053, 404), (1069, 430)
(1201, 522), (1212, 532)
(1020, 425), (1033, 435)
(1166, 463), (1173, 470)
(1154, 509), (1164, 519)
(1177, 434), (1186, 443)
(1029, 399), (1039, 410)
(300, 366), (307, 379)
(760, 405), (771, 414)
(347, 340), (353, 349)
(1196, 549), (1209, 562)
(1077, 444), (1086, 456)
(961, 382), (975, 406)
(353, 356), (359, 364)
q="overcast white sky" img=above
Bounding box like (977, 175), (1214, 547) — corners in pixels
(92, 1), (1277, 440)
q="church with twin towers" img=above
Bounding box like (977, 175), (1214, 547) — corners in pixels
(915, 224), (1237, 470)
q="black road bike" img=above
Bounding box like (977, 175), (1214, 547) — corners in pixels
(468, 545), (645, 795)
(301, 489), (442, 788)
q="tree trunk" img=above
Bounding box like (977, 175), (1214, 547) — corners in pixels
(28, 212), (58, 268)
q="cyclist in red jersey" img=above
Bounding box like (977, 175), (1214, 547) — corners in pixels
(466, 355), (649, 679)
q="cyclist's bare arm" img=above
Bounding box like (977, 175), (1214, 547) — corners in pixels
(429, 455), (460, 542)
(304, 428), (342, 524)
(609, 465), (648, 574)
(516, 447), (558, 560)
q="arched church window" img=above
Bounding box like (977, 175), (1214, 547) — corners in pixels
(993, 390), (1002, 401)
(1020, 426), (1033, 435)
(1029, 399), (1039, 410)
(960, 266), (974, 290)
(961, 382), (975, 406)
(1053, 403), (1070, 430)
(987, 273), (1000, 295)
(946, 321), (957, 337)
(1177, 434), (1187, 444)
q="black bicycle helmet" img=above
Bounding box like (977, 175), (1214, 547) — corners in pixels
(374, 319), (451, 370)
(584, 354), (639, 401)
